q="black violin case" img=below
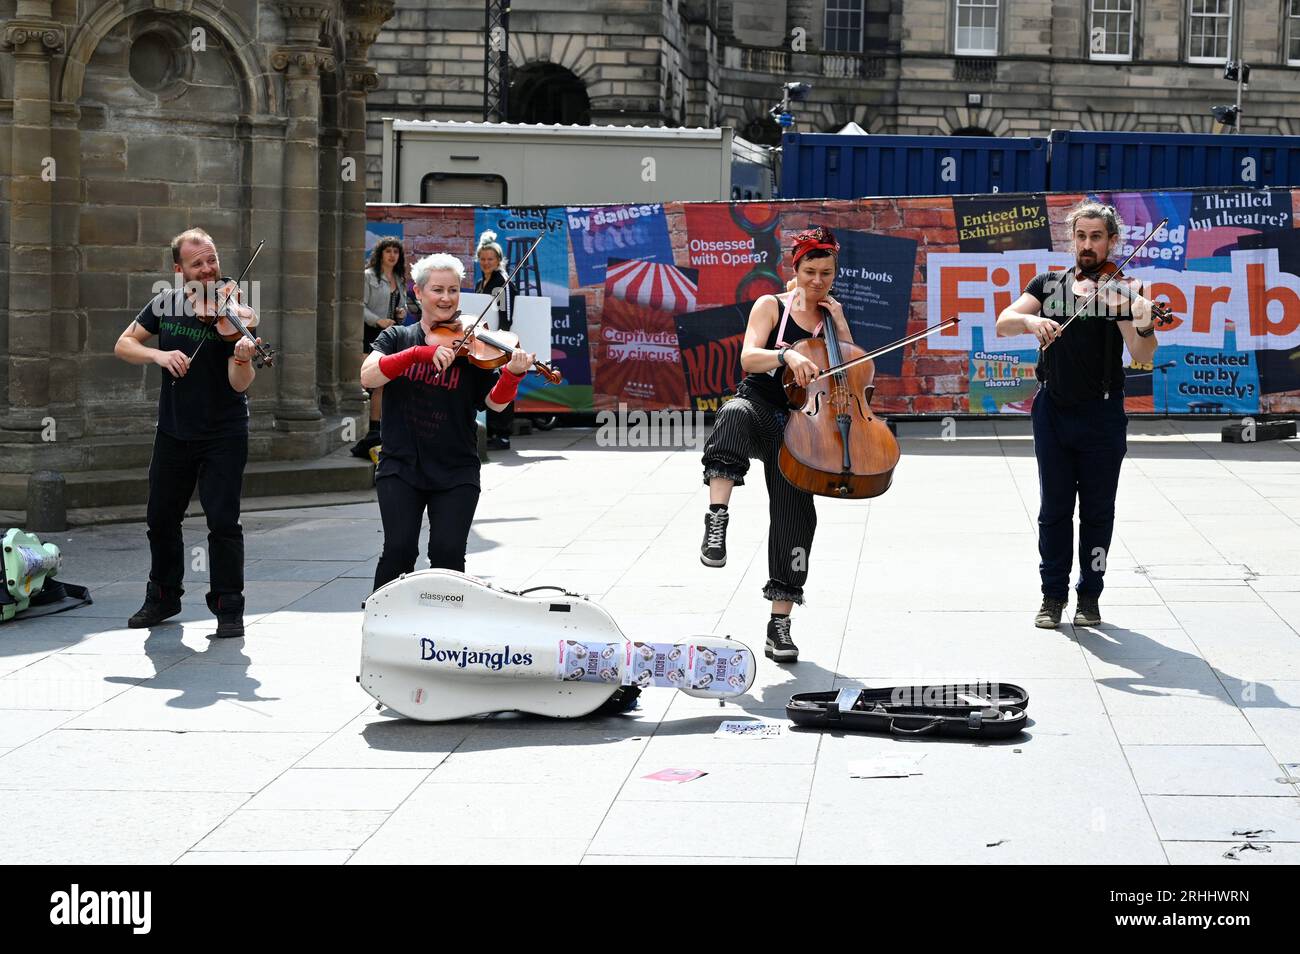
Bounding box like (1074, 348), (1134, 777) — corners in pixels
(787, 682), (1029, 738)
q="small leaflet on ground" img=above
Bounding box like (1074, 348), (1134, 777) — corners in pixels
(848, 755), (926, 778)
(643, 768), (707, 783)
(714, 720), (782, 739)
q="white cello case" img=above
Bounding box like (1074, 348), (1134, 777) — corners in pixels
(360, 569), (756, 722)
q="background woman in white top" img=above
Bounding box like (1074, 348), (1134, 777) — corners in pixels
(353, 238), (409, 458)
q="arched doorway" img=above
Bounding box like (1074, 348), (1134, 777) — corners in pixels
(508, 63), (590, 125)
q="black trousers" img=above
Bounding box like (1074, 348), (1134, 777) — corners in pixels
(373, 476), (481, 591)
(700, 383), (816, 604)
(146, 429), (248, 602)
(1031, 388), (1128, 599)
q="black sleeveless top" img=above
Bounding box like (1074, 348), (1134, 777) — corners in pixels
(741, 294), (824, 409)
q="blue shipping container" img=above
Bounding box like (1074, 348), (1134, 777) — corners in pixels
(780, 133), (1049, 200)
(1048, 130), (1300, 191)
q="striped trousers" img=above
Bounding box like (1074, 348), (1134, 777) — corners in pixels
(701, 382), (817, 604)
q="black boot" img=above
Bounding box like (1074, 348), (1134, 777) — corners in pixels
(765, 614), (799, 663)
(127, 582), (183, 628)
(700, 506), (729, 567)
(207, 592), (245, 639)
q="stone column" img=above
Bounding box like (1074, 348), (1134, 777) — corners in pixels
(270, 2), (335, 449)
(1, 9), (64, 441)
(339, 1), (394, 422)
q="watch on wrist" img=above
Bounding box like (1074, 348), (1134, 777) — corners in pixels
(776, 348), (787, 367)
(1136, 323), (1156, 338)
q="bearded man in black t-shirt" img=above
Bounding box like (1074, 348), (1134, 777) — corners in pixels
(114, 228), (264, 638)
(361, 252), (533, 593)
(996, 202), (1160, 630)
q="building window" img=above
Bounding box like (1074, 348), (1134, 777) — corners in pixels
(1188, 0), (1232, 63)
(955, 0), (999, 56)
(1089, 0), (1134, 60)
(825, 0), (865, 54)
(1289, 0), (1300, 65)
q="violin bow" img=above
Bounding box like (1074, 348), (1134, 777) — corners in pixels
(1041, 217), (1167, 350)
(810, 316), (961, 382)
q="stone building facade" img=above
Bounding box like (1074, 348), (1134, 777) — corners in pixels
(0, 0), (395, 510)
(364, 0), (1300, 197)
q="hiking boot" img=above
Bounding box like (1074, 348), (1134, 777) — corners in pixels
(700, 508), (729, 567)
(127, 583), (182, 628)
(1074, 594), (1102, 627)
(1035, 596), (1067, 629)
(208, 593), (245, 639)
(765, 615), (799, 663)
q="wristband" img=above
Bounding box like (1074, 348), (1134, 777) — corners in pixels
(233, 358), (250, 366)
(378, 344), (437, 379)
(776, 348), (787, 367)
(488, 368), (523, 404)
(1136, 324), (1156, 338)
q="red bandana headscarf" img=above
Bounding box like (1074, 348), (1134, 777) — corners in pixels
(791, 226), (840, 267)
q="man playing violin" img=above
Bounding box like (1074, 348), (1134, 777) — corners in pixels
(699, 226), (854, 663)
(114, 228), (264, 638)
(361, 252), (533, 593)
(996, 201), (1161, 630)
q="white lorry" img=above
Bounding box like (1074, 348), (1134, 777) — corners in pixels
(379, 119), (737, 205)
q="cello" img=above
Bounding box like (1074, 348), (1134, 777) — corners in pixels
(778, 313), (959, 499)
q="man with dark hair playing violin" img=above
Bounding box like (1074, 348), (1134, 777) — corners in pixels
(361, 252), (534, 593)
(698, 226), (854, 663)
(114, 228), (264, 638)
(996, 201), (1162, 630)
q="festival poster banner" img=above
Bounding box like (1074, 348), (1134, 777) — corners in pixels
(952, 196), (1051, 254)
(594, 297), (690, 411)
(517, 295), (593, 412)
(833, 230), (917, 376)
(682, 203), (782, 308)
(565, 204), (674, 287)
(1091, 191), (1192, 271)
(1237, 227), (1300, 398)
(1159, 331), (1261, 415)
(673, 301), (751, 412)
(472, 207), (569, 307)
(967, 326), (1039, 414)
(1186, 190), (1292, 261)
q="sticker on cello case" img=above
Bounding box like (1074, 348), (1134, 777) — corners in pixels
(687, 644), (752, 693)
(556, 639), (621, 684)
(410, 687), (425, 705)
(624, 642), (691, 689)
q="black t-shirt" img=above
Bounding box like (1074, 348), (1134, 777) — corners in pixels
(1025, 269), (1125, 404)
(742, 296), (822, 409)
(371, 321), (499, 490)
(133, 290), (249, 440)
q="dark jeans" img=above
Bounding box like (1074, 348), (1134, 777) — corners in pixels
(373, 476), (481, 591)
(1031, 389), (1127, 600)
(146, 429), (248, 602)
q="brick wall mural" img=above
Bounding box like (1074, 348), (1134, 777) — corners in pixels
(369, 189), (1300, 417)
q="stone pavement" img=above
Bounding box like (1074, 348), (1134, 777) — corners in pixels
(2, 420), (1298, 865)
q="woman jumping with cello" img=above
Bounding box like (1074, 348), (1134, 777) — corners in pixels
(699, 226), (854, 664)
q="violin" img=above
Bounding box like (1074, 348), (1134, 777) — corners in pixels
(426, 322), (562, 384)
(186, 240), (276, 369)
(1073, 260), (1176, 328)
